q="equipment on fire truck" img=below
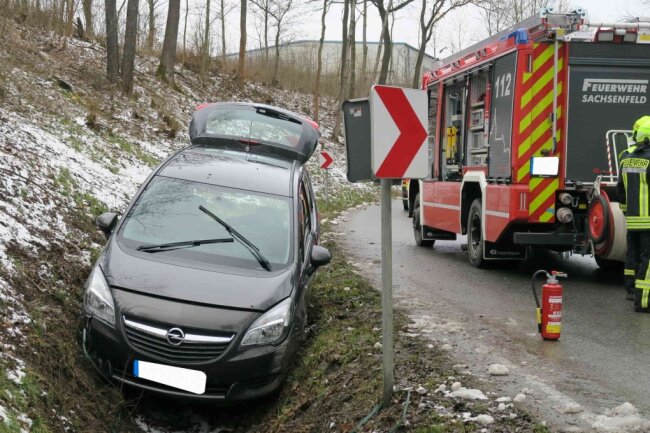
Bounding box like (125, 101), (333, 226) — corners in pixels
(532, 270), (567, 341)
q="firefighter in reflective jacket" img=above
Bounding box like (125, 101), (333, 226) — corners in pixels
(617, 116), (650, 311)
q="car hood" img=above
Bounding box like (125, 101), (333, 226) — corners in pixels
(100, 242), (295, 312)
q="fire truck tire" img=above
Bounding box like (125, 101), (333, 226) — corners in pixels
(594, 255), (624, 272)
(467, 199), (485, 268)
(413, 194), (434, 247)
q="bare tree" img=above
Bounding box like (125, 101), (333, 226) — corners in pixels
(237, 0), (247, 81)
(219, 0), (237, 63)
(250, 0), (271, 65)
(347, 0), (357, 98)
(200, 0), (211, 78)
(157, 0), (180, 84)
(359, 0), (368, 92)
(105, 0), (119, 83)
(370, 0), (416, 85)
(331, 0), (351, 139)
(121, 0), (139, 95)
(412, 0), (471, 88)
(146, 0), (162, 51)
(313, 0), (330, 122)
(269, 0), (293, 84)
(183, 0), (188, 53)
(82, 0), (93, 39)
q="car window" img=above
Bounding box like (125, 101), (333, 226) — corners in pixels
(298, 182), (312, 260)
(119, 176), (293, 270)
(302, 172), (316, 230)
(205, 108), (303, 147)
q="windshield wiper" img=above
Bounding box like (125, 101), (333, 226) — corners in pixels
(199, 205), (272, 271)
(137, 238), (234, 252)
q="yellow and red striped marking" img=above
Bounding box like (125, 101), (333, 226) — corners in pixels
(515, 43), (567, 223)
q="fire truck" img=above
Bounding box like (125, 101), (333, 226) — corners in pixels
(407, 9), (650, 269)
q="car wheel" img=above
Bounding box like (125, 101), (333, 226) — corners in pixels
(595, 255), (624, 272)
(467, 199), (485, 268)
(413, 193), (434, 247)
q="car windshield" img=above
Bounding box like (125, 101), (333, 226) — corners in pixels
(119, 177), (292, 270)
(205, 108), (303, 147)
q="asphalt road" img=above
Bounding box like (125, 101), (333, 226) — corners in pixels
(339, 199), (650, 426)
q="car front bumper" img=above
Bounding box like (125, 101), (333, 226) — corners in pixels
(82, 294), (300, 401)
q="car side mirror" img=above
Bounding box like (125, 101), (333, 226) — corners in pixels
(95, 212), (118, 239)
(310, 245), (331, 269)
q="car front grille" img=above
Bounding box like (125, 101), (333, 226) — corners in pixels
(122, 316), (235, 364)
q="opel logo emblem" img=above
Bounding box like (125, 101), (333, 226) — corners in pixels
(166, 327), (185, 346)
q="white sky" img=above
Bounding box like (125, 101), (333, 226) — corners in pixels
(222, 0), (650, 57)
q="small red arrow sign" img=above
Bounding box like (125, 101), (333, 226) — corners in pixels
(374, 87), (428, 178)
(319, 151), (334, 169)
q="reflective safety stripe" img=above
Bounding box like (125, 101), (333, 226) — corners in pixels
(636, 280), (650, 289)
(643, 290), (649, 309)
(625, 269), (636, 276)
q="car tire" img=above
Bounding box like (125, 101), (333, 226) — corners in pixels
(467, 199), (485, 268)
(594, 255), (624, 272)
(413, 193), (434, 247)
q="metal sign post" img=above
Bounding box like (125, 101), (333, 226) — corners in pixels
(369, 85), (429, 409)
(380, 178), (393, 406)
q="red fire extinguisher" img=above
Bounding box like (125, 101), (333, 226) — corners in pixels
(532, 270), (567, 341)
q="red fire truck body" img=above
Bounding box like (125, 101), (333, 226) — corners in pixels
(408, 10), (650, 267)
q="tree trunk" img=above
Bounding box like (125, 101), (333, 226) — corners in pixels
(378, 4), (392, 85)
(272, 23), (280, 84)
(220, 0), (226, 63)
(105, 0), (119, 83)
(63, 0), (75, 48)
(263, 2), (269, 66)
(237, 0), (247, 82)
(121, 0), (139, 95)
(146, 0), (155, 51)
(183, 0), (188, 53)
(201, 0), (211, 78)
(157, 0), (180, 84)
(412, 0), (427, 89)
(82, 0), (93, 39)
(347, 0), (356, 98)
(359, 0), (367, 92)
(331, 0), (350, 140)
(313, 0), (328, 122)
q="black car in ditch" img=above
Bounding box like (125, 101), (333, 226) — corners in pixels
(82, 102), (331, 400)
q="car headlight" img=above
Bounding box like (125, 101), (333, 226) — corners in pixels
(241, 298), (292, 346)
(83, 267), (116, 326)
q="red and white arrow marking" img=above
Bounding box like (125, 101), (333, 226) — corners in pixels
(370, 86), (428, 179)
(319, 151), (334, 169)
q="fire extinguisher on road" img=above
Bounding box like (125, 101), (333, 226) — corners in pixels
(532, 270), (567, 341)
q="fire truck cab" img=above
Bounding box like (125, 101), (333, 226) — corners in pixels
(409, 9), (650, 268)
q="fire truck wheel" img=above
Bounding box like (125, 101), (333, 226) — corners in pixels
(413, 193), (434, 247)
(594, 255), (624, 272)
(467, 199), (485, 268)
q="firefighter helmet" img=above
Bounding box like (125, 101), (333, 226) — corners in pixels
(635, 119), (650, 145)
(632, 115), (650, 143)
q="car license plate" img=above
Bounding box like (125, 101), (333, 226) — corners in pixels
(133, 360), (206, 394)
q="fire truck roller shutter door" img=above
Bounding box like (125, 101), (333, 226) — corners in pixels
(566, 43), (650, 183)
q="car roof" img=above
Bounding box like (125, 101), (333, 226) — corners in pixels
(158, 146), (298, 197)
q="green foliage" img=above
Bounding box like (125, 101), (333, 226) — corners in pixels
(105, 132), (159, 167)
